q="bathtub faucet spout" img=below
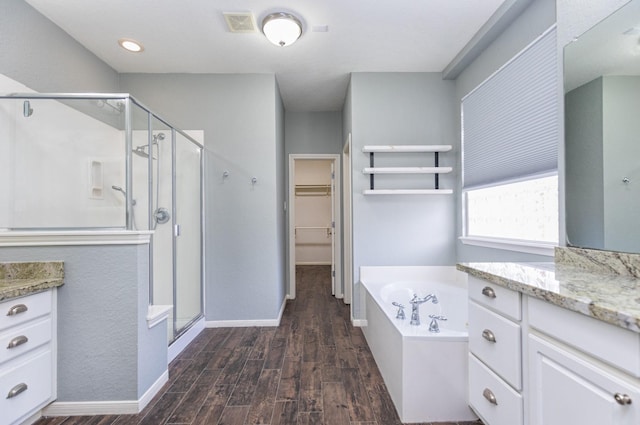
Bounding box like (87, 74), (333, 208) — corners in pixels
(409, 294), (438, 326)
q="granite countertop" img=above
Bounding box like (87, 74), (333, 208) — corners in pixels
(0, 261), (64, 302)
(457, 260), (640, 333)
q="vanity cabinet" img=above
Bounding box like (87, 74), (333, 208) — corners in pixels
(528, 297), (640, 425)
(0, 290), (56, 425)
(466, 273), (640, 425)
(467, 276), (523, 425)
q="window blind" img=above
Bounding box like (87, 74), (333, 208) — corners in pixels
(462, 27), (558, 189)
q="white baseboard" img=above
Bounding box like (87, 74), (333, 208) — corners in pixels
(42, 370), (168, 416)
(352, 319), (367, 327)
(206, 298), (286, 328)
(168, 317), (205, 363)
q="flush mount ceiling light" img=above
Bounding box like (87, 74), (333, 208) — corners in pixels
(118, 38), (144, 53)
(262, 12), (303, 47)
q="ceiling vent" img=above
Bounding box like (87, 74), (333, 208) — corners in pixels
(223, 12), (258, 33)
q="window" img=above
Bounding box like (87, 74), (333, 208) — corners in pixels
(460, 27), (558, 255)
(462, 174), (558, 254)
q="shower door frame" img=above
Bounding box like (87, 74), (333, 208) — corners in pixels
(129, 97), (206, 343)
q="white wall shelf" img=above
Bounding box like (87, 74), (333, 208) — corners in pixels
(363, 189), (454, 195)
(362, 145), (453, 195)
(363, 166), (452, 174)
(362, 145), (452, 153)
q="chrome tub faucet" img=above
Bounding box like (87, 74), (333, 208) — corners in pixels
(409, 293), (438, 326)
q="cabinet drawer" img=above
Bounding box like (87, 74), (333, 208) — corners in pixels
(469, 301), (522, 389)
(528, 297), (640, 377)
(469, 353), (523, 425)
(0, 318), (52, 366)
(0, 349), (53, 425)
(529, 334), (640, 425)
(468, 276), (521, 320)
(0, 290), (52, 331)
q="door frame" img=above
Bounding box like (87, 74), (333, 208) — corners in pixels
(342, 134), (353, 307)
(288, 154), (342, 300)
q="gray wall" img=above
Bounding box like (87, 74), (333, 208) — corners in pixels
(119, 73), (286, 322)
(349, 73), (456, 319)
(275, 84), (287, 309)
(0, 0), (119, 93)
(602, 76), (640, 252)
(285, 112), (343, 155)
(284, 111), (343, 294)
(454, 0), (556, 262)
(565, 77), (604, 248)
(0, 244), (164, 401)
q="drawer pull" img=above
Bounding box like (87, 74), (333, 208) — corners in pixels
(481, 286), (496, 299)
(7, 335), (28, 349)
(6, 304), (28, 316)
(482, 329), (497, 343)
(6, 383), (28, 399)
(614, 393), (632, 405)
(483, 388), (498, 405)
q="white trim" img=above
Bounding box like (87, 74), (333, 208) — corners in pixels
(352, 319), (368, 327)
(168, 317), (205, 363)
(343, 135), (353, 309)
(138, 370), (169, 412)
(146, 305), (173, 329)
(459, 236), (555, 257)
(205, 298), (286, 328)
(42, 370), (168, 416)
(0, 230), (152, 247)
(206, 319), (281, 327)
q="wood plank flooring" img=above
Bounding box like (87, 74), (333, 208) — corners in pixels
(35, 265), (482, 425)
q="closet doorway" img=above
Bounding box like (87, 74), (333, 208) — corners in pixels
(288, 154), (341, 300)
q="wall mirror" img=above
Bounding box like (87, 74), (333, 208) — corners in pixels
(564, 0), (640, 253)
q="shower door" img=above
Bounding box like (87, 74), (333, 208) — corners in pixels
(173, 131), (202, 336)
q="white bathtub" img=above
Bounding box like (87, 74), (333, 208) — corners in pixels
(360, 266), (477, 423)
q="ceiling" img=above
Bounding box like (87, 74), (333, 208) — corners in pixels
(25, 0), (506, 111)
(564, 0), (640, 93)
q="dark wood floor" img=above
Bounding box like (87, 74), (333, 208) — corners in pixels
(36, 265), (481, 425)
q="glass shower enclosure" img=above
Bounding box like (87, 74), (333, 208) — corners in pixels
(0, 93), (203, 343)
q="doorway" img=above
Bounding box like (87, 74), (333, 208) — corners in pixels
(288, 154), (341, 300)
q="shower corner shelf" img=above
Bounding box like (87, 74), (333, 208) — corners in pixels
(362, 144), (453, 195)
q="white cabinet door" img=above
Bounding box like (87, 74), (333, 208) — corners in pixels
(529, 334), (640, 425)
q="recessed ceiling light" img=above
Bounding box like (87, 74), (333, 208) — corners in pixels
(118, 38), (144, 53)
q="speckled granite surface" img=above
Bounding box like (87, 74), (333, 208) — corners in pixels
(457, 258), (640, 334)
(0, 261), (64, 301)
(555, 246), (640, 278)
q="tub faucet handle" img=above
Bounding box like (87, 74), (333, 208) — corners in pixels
(392, 302), (406, 320)
(428, 314), (447, 333)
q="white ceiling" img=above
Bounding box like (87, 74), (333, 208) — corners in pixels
(25, 0), (506, 111)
